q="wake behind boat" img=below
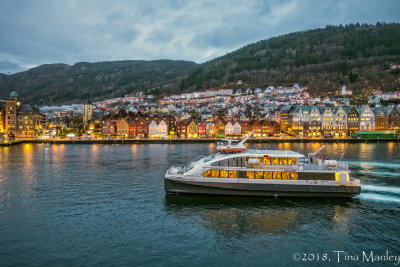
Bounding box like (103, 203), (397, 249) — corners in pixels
(164, 133), (361, 197)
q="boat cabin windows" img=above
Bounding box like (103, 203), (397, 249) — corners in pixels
(203, 169), (299, 180)
(203, 169), (238, 178)
(210, 156), (298, 168)
(249, 157), (297, 165)
(211, 157), (245, 167)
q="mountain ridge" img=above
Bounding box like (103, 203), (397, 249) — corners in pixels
(179, 23), (400, 95)
(0, 60), (197, 104)
(1, 22), (399, 104)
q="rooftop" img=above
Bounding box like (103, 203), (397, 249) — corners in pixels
(246, 149), (304, 157)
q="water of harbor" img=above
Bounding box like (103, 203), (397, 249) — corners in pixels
(0, 143), (399, 266)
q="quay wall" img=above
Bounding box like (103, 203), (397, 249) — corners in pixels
(1, 138), (399, 146)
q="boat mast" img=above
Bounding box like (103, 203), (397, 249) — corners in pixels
(237, 131), (254, 146)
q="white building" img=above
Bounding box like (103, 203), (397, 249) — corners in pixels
(157, 120), (168, 137)
(334, 107), (347, 131)
(225, 121), (234, 135)
(148, 120), (158, 137)
(322, 108), (335, 131)
(359, 105), (375, 130)
(233, 121), (242, 135)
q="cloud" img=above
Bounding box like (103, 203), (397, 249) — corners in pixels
(0, 0), (399, 74)
(0, 60), (25, 74)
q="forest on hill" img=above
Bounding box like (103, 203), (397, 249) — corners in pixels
(0, 60), (196, 105)
(179, 23), (400, 96)
(0, 23), (399, 105)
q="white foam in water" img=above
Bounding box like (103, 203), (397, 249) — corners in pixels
(356, 169), (400, 178)
(347, 161), (400, 170)
(357, 193), (400, 204)
(362, 184), (400, 194)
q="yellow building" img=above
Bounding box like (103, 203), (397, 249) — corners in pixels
(0, 103), (3, 133)
(116, 118), (129, 137)
(17, 104), (42, 138)
(186, 120), (198, 138)
(4, 91), (21, 137)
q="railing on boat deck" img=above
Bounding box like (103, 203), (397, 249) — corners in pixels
(302, 162), (348, 171)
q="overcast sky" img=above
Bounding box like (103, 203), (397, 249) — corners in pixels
(0, 0), (399, 74)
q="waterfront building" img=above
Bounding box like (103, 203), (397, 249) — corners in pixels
(206, 122), (214, 137)
(102, 116), (116, 136)
(3, 91), (21, 137)
(101, 110), (126, 136)
(233, 121), (242, 135)
(322, 108), (335, 133)
(0, 101), (3, 134)
(116, 118), (129, 137)
(177, 120), (188, 138)
(17, 104), (42, 138)
(301, 106), (311, 133)
(388, 106), (400, 130)
(260, 120), (271, 137)
(213, 119), (225, 137)
(135, 118), (149, 138)
(333, 106), (347, 135)
(374, 107), (389, 130)
(186, 120), (198, 138)
(345, 106), (360, 133)
(251, 120), (262, 137)
(359, 105), (375, 130)
(270, 121), (281, 136)
(128, 119), (136, 137)
(309, 107), (322, 135)
(165, 116), (176, 137)
(198, 121), (206, 137)
(225, 121), (234, 136)
(280, 106), (292, 133)
(148, 120), (158, 137)
(290, 107), (304, 133)
(239, 120), (251, 135)
(158, 120), (168, 138)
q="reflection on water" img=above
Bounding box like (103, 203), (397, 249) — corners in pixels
(0, 143), (399, 266)
(332, 205), (352, 234)
(22, 144), (35, 185)
(202, 208), (299, 235)
(164, 195), (301, 235)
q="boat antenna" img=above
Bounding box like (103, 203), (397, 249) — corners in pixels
(238, 131), (254, 146)
(309, 145), (326, 159)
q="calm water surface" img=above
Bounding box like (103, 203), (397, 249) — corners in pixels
(0, 143), (399, 266)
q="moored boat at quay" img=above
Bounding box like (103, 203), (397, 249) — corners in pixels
(164, 135), (361, 197)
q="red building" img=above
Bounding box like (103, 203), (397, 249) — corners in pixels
(260, 120), (272, 137)
(197, 121), (206, 137)
(176, 120), (188, 138)
(135, 119), (148, 137)
(128, 119), (136, 137)
(270, 121), (281, 136)
(239, 120), (251, 135)
(251, 120), (262, 137)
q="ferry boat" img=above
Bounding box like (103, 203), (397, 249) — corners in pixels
(164, 135), (361, 197)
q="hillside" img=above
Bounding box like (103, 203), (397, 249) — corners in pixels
(179, 23), (400, 96)
(1, 23), (399, 105)
(0, 60), (196, 105)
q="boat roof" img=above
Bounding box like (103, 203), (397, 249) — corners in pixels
(245, 149), (304, 158)
(219, 139), (240, 142)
